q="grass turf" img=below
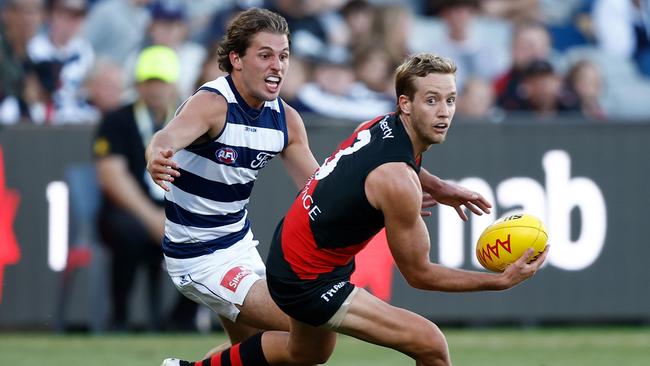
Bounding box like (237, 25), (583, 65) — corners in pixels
(0, 327), (648, 365)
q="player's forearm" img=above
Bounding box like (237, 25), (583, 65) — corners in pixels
(408, 263), (508, 292)
(146, 131), (174, 162)
(418, 168), (444, 193)
(282, 145), (319, 189)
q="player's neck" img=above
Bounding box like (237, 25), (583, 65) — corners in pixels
(399, 114), (430, 157)
(230, 73), (265, 110)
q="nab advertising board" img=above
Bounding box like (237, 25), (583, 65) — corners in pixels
(0, 120), (648, 329)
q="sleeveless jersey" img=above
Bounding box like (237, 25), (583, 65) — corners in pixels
(163, 75), (288, 259)
(267, 113), (420, 281)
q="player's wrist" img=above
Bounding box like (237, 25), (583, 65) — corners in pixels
(421, 172), (444, 192)
(490, 271), (513, 290)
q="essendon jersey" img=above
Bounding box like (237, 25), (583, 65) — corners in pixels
(267, 113), (420, 281)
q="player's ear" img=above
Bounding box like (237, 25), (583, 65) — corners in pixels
(398, 95), (411, 115)
(230, 51), (243, 71)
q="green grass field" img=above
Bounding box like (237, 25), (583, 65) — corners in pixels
(1, 327), (649, 366)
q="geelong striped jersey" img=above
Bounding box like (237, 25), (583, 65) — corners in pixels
(162, 75), (288, 259)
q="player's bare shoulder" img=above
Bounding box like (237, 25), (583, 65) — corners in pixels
(281, 100), (303, 129)
(281, 99), (309, 145)
(365, 162), (422, 212)
(178, 90), (229, 138)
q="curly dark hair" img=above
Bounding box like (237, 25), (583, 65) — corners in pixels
(217, 8), (291, 73)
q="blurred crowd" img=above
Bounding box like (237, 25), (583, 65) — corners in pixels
(1, 0), (650, 126)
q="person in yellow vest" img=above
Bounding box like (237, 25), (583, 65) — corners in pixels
(93, 45), (183, 331)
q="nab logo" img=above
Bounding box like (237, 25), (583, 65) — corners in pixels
(216, 147), (238, 165)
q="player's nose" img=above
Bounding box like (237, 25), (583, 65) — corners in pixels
(437, 102), (450, 117)
(270, 56), (282, 70)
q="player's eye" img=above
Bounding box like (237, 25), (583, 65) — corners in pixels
(427, 98), (436, 105)
(447, 97), (456, 105)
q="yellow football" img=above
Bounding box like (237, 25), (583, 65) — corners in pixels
(476, 213), (548, 272)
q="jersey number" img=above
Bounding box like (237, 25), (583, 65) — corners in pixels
(315, 129), (371, 180)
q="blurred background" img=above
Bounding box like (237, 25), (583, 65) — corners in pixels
(0, 0), (649, 342)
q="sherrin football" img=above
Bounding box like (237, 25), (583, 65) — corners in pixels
(476, 213), (548, 272)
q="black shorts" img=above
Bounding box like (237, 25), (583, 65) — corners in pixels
(267, 272), (355, 327)
(266, 218), (357, 327)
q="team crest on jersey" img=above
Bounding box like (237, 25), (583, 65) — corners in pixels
(216, 147), (238, 164)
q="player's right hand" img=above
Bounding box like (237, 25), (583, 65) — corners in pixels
(501, 246), (549, 288)
(147, 148), (180, 191)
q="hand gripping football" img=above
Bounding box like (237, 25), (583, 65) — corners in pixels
(476, 213), (548, 272)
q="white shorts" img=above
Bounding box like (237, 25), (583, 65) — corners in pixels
(165, 232), (266, 322)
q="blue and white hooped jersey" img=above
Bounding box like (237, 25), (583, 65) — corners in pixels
(163, 75), (288, 259)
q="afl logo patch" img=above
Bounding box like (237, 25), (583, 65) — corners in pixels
(216, 147), (238, 164)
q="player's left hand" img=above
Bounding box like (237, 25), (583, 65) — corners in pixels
(420, 193), (436, 217)
(421, 181), (491, 221)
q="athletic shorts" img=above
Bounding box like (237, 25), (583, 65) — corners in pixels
(266, 272), (356, 327)
(165, 231), (265, 322)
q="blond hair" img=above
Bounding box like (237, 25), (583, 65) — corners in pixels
(395, 53), (457, 114)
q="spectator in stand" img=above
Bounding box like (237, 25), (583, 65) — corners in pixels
(479, 0), (541, 23)
(540, 0), (594, 51)
(426, 0), (509, 90)
(27, 0), (96, 124)
(296, 54), (394, 121)
(494, 22), (553, 111)
(192, 43), (227, 90)
(198, 0), (261, 50)
(267, 0), (348, 61)
(83, 58), (126, 122)
(278, 56), (311, 112)
(364, 4), (412, 66)
(515, 59), (577, 119)
(93, 46), (179, 332)
(592, 0), (650, 77)
(339, 0), (374, 52)
(83, 0), (152, 64)
(456, 77), (501, 121)
(143, 0), (206, 100)
(564, 59), (607, 120)
(181, 0), (226, 43)
(352, 43), (395, 98)
(0, 0), (45, 124)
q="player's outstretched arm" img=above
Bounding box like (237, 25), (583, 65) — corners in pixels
(367, 163), (544, 292)
(418, 167), (491, 220)
(146, 91), (227, 191)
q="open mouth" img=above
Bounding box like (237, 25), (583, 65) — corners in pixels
(434, 122), (449, 131)
(265, 75), (281, 90)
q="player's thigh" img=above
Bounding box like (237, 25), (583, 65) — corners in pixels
(337, 288), (448, 358)
(236, 279), (290, 332)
